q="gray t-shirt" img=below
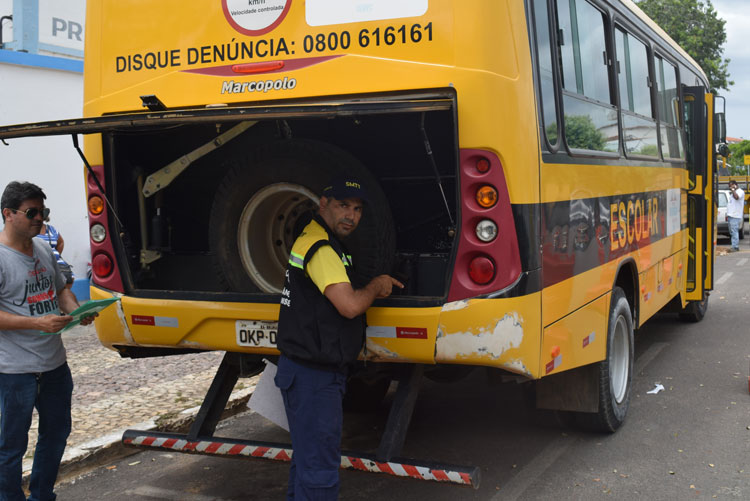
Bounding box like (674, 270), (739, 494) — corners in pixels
(0, 239), (67, 373)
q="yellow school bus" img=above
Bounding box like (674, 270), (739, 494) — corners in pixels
(0, 0), (723, 484)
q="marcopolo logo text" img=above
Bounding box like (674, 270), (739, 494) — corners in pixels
(221, 77), (297, 94)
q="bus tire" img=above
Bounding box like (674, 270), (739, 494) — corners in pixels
(209, 138), (395, 293)
(583, 287), (634, 433)
(679, 292), (708, 323)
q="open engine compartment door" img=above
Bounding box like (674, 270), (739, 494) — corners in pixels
(0, 92), (460, 302)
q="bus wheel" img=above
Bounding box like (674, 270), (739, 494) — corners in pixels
(679, 292), (709, 323)
(583, 287), (633, 433)
(209, 139), (395, 293)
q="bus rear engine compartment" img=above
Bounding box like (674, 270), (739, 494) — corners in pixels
(103, 105), (459, 302)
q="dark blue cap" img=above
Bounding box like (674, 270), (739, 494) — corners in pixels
(321, 178), (369, 203)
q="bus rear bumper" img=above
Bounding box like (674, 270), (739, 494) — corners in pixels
(91, 286), (542, 377)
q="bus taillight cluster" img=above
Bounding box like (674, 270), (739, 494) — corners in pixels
(87, 166), (124, 292)
(447, 150), (522, 301)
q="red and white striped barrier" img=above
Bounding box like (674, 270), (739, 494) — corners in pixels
(123, 431), (480, 488)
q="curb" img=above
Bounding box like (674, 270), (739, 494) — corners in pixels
(22, 386), (255, 488)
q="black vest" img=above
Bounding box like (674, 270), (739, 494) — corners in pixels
(277, 215), (365, 371)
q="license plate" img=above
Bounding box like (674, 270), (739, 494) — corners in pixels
(236, 320), (278, 348)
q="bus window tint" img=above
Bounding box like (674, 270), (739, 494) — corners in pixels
(683, 96), (697, 183)
(557, 0), (617, 153)
(533, 0), (559, 146)
(656, 56), (685, 159)
(557, 0), (576, 94)
(576, 3), (609, 102)
(615, 30), (631, 111)
(616, 28), (658, 157)
(560, 96), (616, 151)
(629, 38), (651, 116)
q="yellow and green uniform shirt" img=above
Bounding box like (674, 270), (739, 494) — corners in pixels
(277, 215), (365, 371)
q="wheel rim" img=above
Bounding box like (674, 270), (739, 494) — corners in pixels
(237, 183), (319, 293)
(610, 314), (630, 404)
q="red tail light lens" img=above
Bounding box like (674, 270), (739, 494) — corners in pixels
(92, 253), (113, 278)
(476, 157), (490, 173)
(469, 256), (495, 285)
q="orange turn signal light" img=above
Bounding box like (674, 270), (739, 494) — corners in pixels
(476, 185), (498, 208)
(88, 196), (104, 215)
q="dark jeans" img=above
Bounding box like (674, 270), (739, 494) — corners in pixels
(275, 355), (347, 501)
(0, 363), (73, 501)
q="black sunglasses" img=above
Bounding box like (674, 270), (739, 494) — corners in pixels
(6, 207), (50, 220)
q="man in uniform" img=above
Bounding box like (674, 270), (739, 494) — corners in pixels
(275, 178), (402, 500)
(0, 181), (96, 501)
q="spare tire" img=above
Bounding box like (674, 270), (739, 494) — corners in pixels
(209, 138), (395, 293)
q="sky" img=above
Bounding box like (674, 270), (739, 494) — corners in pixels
(711, 0), (750, 140)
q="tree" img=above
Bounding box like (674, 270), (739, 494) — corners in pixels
(727, 140), (750, 174)
(636, 0), (732, 92)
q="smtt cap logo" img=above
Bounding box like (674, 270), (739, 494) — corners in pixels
(222, 0), (292, 36)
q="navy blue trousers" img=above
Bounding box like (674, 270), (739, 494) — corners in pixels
(0, 362), (73, 501)
(275, 355), (346, 501)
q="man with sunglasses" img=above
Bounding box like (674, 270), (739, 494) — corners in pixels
(0, 181), (96, 501)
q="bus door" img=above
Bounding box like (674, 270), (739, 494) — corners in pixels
(682, 86), (715, 300)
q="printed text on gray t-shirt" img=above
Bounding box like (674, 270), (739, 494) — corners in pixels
(0, 239), (67, 373)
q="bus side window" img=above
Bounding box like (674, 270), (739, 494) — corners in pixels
(532, 0), (560, 148)
(615, 27), (659, 158)
(655, 56), (685, 160)
(683, 97), (695, 180)
(556, 0), (618, 153)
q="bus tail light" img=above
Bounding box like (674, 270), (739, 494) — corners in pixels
(469, 255), (495, 285)
(476, 157), (491, 173)
(476, 185), (498, 208)
(90, 223), (106, 243)
(88, 195), (104, 215)
(87, 164), (125, 292)
(92, 253), (113, 278)
(448, 150), (522, 301)
(475, 219), (498, 242)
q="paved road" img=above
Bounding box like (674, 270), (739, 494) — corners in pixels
(20, 325), (228, 472)
(54, 243), (750, 500)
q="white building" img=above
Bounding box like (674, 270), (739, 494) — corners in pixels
(0, 0), (89, 299)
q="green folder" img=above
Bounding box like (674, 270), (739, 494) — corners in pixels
(41, 297), (120, 335)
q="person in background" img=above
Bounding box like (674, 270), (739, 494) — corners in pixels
(727, 179), (745, 252)
(35, 214), (74, 290)
(0, 181), (97, 501)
